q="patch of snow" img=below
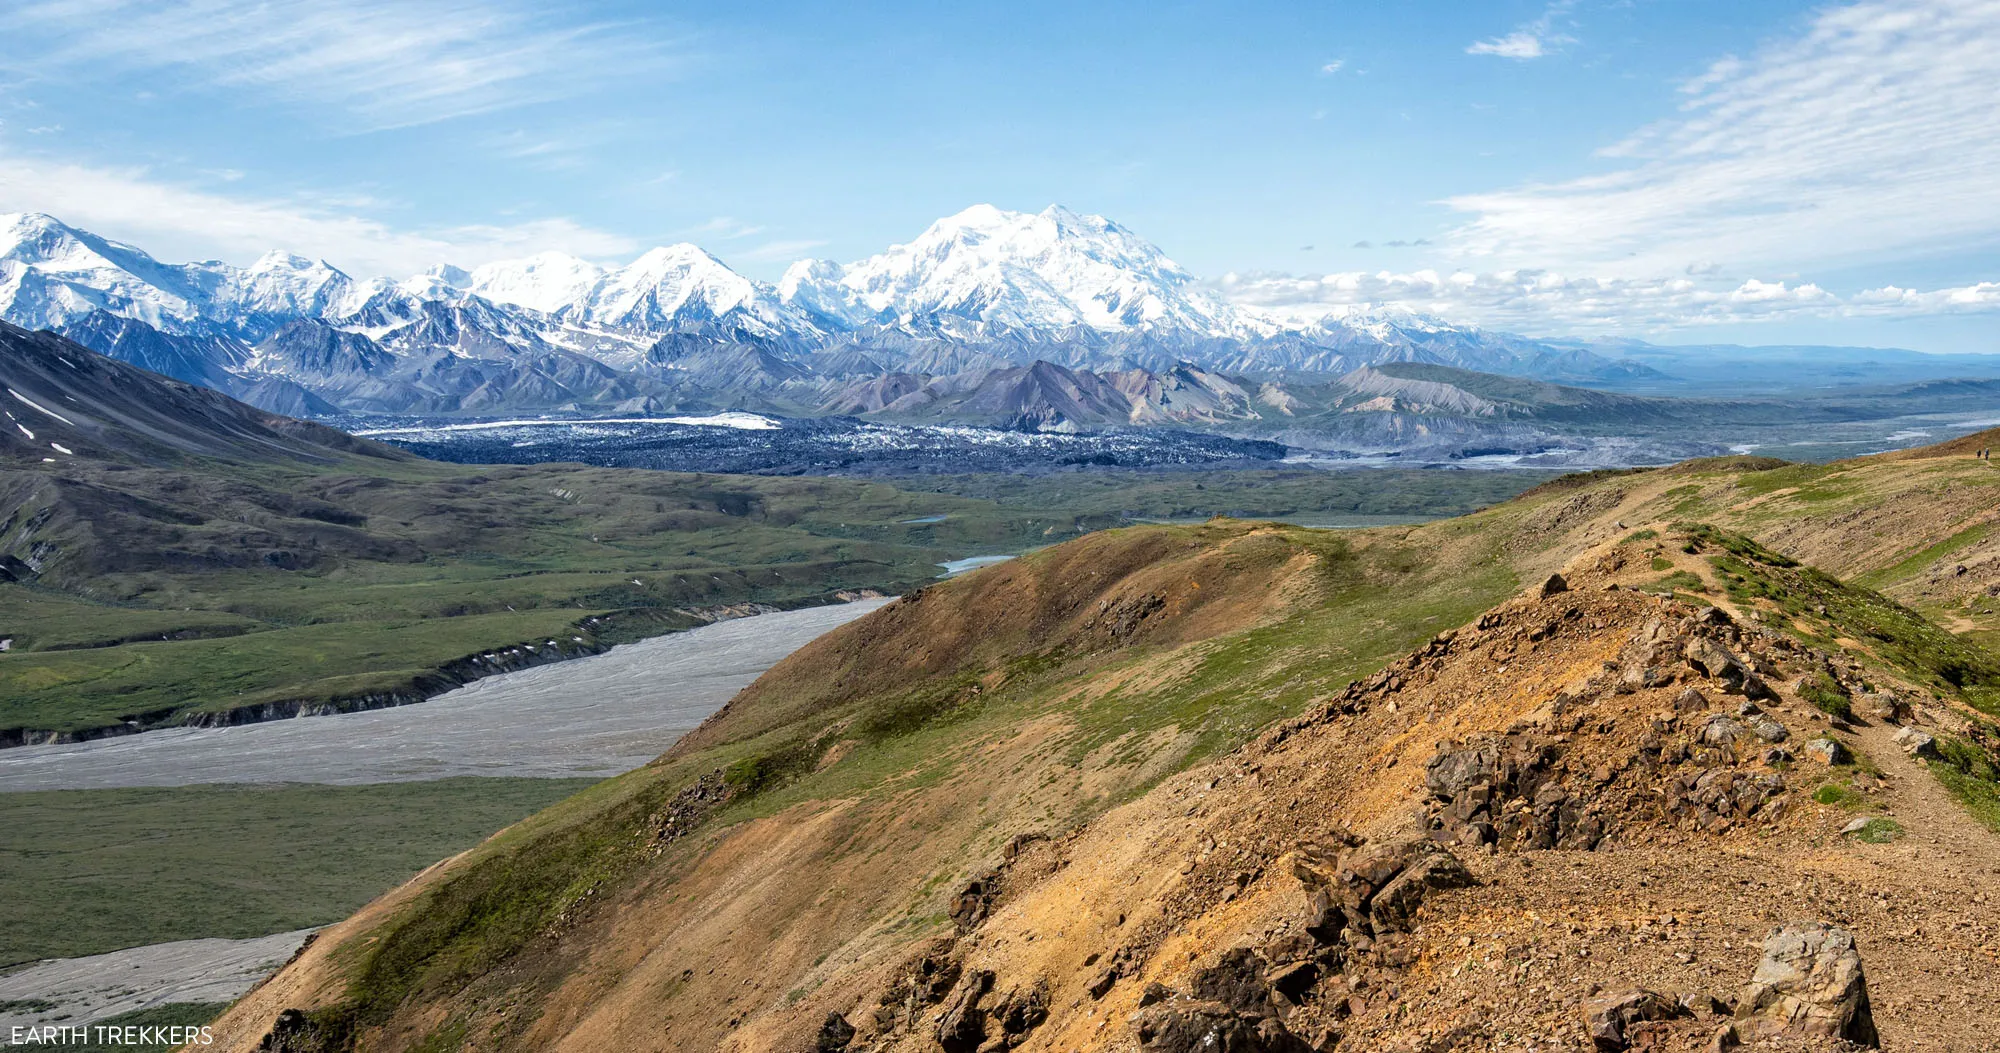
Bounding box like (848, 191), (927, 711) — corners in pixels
(8, 389), (76, 427)
(938, 555), (1015, 576)
(657, 412), (782, 430)
(50, 442), (73, 455)
(354, 412), (782, 438)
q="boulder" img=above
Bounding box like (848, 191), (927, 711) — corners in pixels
(1735, 922), (1878, 1046)
(1893, 726), (1941, 760)
(986, 983), (1049, 1045)
(1861, 692), (1908, 723)
(1132, 999), (1315, 1053)
(1087, 968), (1118, 999)
(815, 1011), (856, 1052)
(1701, 716), (1748, 747)
(1684, 638), (1743, 682)
(1191, 947), (1276, 1016)
(1425, 740), (1503, 800)
(1749, 717), (1790, 744)
(1302, 839), (1477, 937)
(1802, 737), (1849, 766)
(950, 872), (1002, 931)
(1368, 848), (1476, 932)
(1539, 573), (1570, 598)
(1584, 989), (1688, 1051)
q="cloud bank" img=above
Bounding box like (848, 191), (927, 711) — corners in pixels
(1218, 268), (2000, 332)
(0, 155), (639, 274)
(0, 0), (679, 130)
(1445, 0), (2000, 275)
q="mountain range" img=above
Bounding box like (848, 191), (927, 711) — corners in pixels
(0, 206), (1665, 423)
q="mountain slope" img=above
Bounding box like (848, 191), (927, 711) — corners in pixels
(0, 320), (392, 467)
(200, 437), (2000, 1053)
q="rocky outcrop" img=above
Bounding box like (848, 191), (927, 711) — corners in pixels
(1735, 922), (1878, 1046)
(1583, 989), (1690, 1052)
(814, 1012), (855, 1052)
(1127, 840), (1473, 1053)
(932, 970), (1048, 1052)
(1131, 1000), (1317, 1052)
(1423, 731), (1607, 850)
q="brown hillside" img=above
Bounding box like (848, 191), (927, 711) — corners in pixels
(200, 458), (2000, 1053)
(670, 522), (1327, 756)
(800, 551), (2000, 1052)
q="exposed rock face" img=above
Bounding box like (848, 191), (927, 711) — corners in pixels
(1295, 839), (1477, 940)
(1583, 989), (1689, 1052)
(1132, 999), (1316, 1052)
(932, 969), (1049, 1052)
(1423, 731), (1607, 850)
(934, 969), (995, 1052)
(1736, 922), (1879, 1046)
(814, 1011), (856, 1051)
(256, 1009), (344, 1053)
(949, 871), (1003, 932)
(1126, 840), (1474, 1052)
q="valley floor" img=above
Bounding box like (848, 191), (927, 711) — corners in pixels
(0, 602), (898, 1038)
(0, 600), (888, 791)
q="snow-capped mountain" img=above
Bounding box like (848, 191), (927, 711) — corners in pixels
(778, 204), (1245, 336)
(2, 211), (221, 333)
(0, 206), (1657, 421)
(456, 244), (815, 341)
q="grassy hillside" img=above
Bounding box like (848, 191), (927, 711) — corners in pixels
(195, 431), (2000, 1052)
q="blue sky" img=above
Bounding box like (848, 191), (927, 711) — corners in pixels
(1, 0), (1996, 351)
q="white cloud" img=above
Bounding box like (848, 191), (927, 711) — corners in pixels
(1466, 32), (1547, 59)
(1446, 0), (2000, 275)
(0, 0), (680, 130)
(1320, 60), (1345, 74)
(0, 154), (638, 274)
(1217, 267), (2000, 334)
(1466, 2), (1576, 60)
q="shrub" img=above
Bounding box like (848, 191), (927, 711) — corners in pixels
(1798, 671), (1853, 720)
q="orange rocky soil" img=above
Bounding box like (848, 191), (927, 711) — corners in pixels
(767, 566), (2000, 1051)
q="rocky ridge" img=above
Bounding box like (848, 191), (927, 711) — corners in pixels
(793, 540), (1997, 1052)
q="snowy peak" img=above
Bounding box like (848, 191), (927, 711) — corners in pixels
(451, 243), (810, 338)
(0, 211), (217, 331)
(594, 242), (760, 326)
(226, 251), (353, 321)
(780, 203), (1237, 336)
(465, 252), (603, 316)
